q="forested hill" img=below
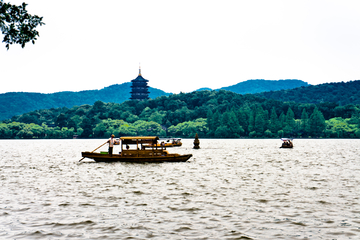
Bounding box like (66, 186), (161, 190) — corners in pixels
(0, 79), (308, 121)
(255, 80), (360, 105)
(0, 82), (170, 121)
(219, 79), (309, 94)
(3, 89), (360, 139)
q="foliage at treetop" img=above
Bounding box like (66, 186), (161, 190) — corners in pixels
(0, 0), (44, 49)
(1, 89), (360, 139)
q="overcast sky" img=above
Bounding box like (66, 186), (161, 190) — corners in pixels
(1, 0), (360, 94)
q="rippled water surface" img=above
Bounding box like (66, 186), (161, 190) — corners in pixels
(1, 139), (360, 239)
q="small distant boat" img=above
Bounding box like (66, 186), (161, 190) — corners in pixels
(163, 138), (182, 147)
(280, 138), (293, 148)
(145, 138), (182, 148)
(81, 136), (192, 163)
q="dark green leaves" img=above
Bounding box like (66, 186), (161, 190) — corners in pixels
(0, 0), (45, 50)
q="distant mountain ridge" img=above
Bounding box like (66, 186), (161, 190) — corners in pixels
(196, 79), (309, 94)
(0, 79), (310, 121)
(0, 82), (170, 121)
(8, 78), (360, 122)
(219, 79), (309, 94)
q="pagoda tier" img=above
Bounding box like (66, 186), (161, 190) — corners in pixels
(130, 68), (150, 101)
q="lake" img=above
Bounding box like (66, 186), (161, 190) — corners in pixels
(1, 139), (360, 239)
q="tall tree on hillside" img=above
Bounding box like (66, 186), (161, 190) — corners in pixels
(284, 107), (295, 136)
(248, 108), (255, 133)
(210, 110), (221, 136)
(254, 106), (265, 135)
(55, 113), (67, 128)
(0, 0), (44, 49)
(285, 107), (295, 129)
(92, 100), (106, 114)
(269, 107), (279, 134)
(236, 107), (250, 135)
(300, 108), (309, 135)
(0, 123), (11, 138)
(80, 117), (93, 138)
(217, 111), (243, 138)
(309, 107), (326, 137)
(278, 112), (286, 129)
(67, 118), (77, 132)
(206, 109), (213, 129)
(227, 111), (244, 137)
(214, 111), (232, 138)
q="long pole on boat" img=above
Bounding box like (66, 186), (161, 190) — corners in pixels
(79, 141), (108, 162)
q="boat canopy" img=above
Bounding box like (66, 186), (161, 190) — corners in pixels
(281, 138), (293, 141)
(120, 136), (159, 145)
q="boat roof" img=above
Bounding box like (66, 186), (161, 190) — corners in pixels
(281, 138), (293, 141)
(120, 136), (159, 144)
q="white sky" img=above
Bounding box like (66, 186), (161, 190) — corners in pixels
(1, 0), (360, 94)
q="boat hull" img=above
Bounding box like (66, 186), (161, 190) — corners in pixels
(280, 145), (293, 148)
(81, 152), (192, 163)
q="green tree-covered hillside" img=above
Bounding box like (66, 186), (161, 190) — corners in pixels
(255, 80), (360, 105)
(0, 82), (170, 120)
(2, 90), (360, 139)
(0, 79), (309, 121)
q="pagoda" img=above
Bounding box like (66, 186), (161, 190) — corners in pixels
(130, 67), (150, 101)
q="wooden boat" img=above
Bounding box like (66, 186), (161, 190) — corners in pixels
(168, 138), (182, 147)
(81, 136), (192, 163)
(280, 138), (293, 148)
(144, 138), (182, 148)
(159, 138), (182, 147)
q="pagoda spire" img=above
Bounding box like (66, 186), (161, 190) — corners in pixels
(138, 64), (141, 76)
